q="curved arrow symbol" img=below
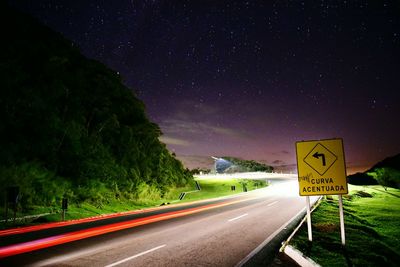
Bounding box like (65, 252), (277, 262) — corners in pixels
(313, 152), (326, 166)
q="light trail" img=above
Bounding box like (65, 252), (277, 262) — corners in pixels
(0, 197), (251, 258)
(0, 206), (168, 237)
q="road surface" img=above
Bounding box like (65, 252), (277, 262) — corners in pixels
(0, 178), (314, 267)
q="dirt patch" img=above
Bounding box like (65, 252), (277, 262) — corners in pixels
(314, 222), (338, 233)
(355, 191), (373, 198)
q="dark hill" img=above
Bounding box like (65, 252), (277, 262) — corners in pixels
(369, 153), (400, 171)
(0, 4), (192, 209)
(347, 154), (400, 186)
(221, 157), (274, 172)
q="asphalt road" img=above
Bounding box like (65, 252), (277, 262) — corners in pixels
(0, 178), (313, 267)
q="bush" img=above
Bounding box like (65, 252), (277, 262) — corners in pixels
(367, 168), (400, 190)
(347, 172), (378, 185)
(0, 163), (71, 209)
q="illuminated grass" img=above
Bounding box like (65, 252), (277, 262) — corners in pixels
(290, 185), (400, 266)
(178, 178), (267, 202)
(1, 178), (267, 228)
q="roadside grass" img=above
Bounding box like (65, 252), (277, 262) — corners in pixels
(290, 185), (400, 267)
(1, 178), (267, 229)
(178, 178), (267, 202)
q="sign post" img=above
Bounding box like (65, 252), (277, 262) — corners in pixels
(296, 138), (348, 246)
(61, 198), (68, 221)
(306, 196), (312, 241)
(6, 186), (20, 224)
(338, 195), (345, 245)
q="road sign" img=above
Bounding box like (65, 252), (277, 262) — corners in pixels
(296, 138), (348, 196)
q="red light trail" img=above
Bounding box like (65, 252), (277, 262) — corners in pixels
(0, 198), (248, 258)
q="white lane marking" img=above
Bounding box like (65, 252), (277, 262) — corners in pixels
(104, 245), (166, 267)
(267, 201), (278, 207)
(228, 213), (249, 222)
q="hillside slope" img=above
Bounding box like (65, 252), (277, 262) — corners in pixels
(0, 4), (192, 209)
(221, 157), (274, 172)
(348, 154), (400, 188)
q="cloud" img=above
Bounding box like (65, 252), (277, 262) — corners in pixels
(271, 150), (291, 156)
(158, 136), (190, 146)
(207, 124), (246, 138)
(172, 100), (220, 120)
(160, 119), (247, 139)
(272, 159), (285, 165)
(182, 101), (219, 115)
(176, 155), (215, 169)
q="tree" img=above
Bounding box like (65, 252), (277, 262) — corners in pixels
(368, 168), (400, 190)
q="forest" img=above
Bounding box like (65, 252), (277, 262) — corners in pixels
(0, 4), (193, 211)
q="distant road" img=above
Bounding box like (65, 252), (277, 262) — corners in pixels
(194, 171), (298, 180)
(0, 177), (315, 267)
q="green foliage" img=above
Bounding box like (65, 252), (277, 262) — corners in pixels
(0, 6), (193, 212)
(0, 163), (72, 210)
(347, 172), (378, 186)
(367, 168), (400, 190)
(181, 178), (268, 202)
(222, 157), (274, 172)
(291, 185), (400, 266)
(190, 168), (211, 175)
(348, 154), (400, 186)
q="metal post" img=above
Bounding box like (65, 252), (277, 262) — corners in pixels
(306, 196), (312, 241)
(338, 195), (346, 246)
(61, 198), (68, 221)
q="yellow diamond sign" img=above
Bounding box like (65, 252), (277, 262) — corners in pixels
(303, 143), (337, 176)
(296, 138), (348, 196)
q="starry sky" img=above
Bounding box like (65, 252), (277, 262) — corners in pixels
(11, 1), (400, 173)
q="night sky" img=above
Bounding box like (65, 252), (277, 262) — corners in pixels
(11, 1), (400, 173)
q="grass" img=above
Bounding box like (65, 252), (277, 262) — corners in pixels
(290, 185), (400, 267)
(178, 178), (266, 202)
(1, 178), (267, 229)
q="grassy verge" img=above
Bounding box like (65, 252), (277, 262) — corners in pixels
(179, 178), (266, 202)
(290, 185), (400, 267)
(1, 178), (267, 228)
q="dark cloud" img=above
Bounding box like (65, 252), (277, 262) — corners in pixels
(272, 160), (285, 165)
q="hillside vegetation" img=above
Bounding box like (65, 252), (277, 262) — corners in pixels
(291, 185), (400, 267)
(348, 154), (400, 189)
(0, 5), (192, 212)
(222, 157), (274, 172)
(292, 154), (400, 266)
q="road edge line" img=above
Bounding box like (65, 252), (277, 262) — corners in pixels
(235, 207), (305, 267)
(236, 197), (320, 267)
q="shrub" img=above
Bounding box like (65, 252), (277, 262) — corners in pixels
(368, 168), (400, 190)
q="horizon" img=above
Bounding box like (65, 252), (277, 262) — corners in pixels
(174, 153), (379, 175)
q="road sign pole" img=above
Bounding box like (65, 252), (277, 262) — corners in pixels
(338, 195), (346, 246)
(306, 196), (312, 242)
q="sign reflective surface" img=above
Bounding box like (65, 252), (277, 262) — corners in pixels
(296, 138), (348, 196)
